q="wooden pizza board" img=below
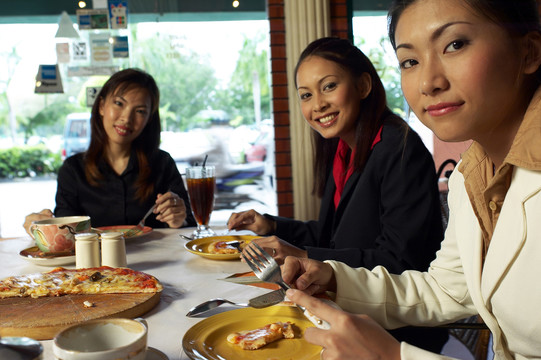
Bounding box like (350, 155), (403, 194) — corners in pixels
(0, 292), (160, 340)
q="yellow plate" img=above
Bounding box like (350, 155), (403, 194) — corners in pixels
(182, 306), (322, 360)
(183, 235), (258, 260)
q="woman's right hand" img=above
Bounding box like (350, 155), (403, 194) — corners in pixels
(286, 289), (401, 360)
(281, 256), (337, 295)
(227, 209), (275, 235)
(23, 209), (53, 237)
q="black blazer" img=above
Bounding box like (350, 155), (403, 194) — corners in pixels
(271, 119), (443, 272)
(268, 118), (448, 352)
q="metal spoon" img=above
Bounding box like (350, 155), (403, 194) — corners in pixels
(0, 337), (43, 360)
(187, 288), (285, 317)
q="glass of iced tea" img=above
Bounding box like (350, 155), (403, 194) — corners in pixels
(186, 165), (216, 238)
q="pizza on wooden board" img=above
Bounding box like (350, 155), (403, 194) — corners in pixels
(227, 321), (295, 350)
(0, 266), (162, 299)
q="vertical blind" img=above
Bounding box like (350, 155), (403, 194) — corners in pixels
(284, 0), (330, 220)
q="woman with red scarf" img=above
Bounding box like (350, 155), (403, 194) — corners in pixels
(228, 37), (447, 352)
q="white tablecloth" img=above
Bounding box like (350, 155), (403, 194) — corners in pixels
(0, 228), (272, 360)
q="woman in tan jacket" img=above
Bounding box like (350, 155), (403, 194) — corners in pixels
(280, 0), (541, 359)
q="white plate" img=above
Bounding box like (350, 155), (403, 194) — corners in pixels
(19, 246), (75, 267)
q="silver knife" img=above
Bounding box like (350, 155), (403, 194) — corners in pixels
(186, 288), (285, 317)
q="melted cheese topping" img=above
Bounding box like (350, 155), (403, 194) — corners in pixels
(227, 322), (295, 350)
(208, 241), (242, 254)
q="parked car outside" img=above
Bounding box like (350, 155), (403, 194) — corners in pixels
(62, 113), (91, 160)
(245, 131), (271, 162)
(245, 121), (274, 163)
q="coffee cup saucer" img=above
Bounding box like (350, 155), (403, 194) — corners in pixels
(19, 246), (75, 266)
(147, 347), (168, 360)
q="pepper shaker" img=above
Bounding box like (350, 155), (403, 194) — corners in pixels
(100, 231), (127, 268)
(75, 233), (100, 269)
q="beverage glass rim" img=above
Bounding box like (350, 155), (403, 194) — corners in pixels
(186, 165), (215, 170)
(186, 166), (215, 179)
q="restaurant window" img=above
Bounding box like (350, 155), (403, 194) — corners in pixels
(0, 15), (276, 237)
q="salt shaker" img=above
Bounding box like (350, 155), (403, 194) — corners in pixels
(100, 231), (127, 267)
(75, 233), (100, 269)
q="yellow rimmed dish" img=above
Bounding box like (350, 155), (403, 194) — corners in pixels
(183, 235), (258, 260)
(182, 306), (322, 359)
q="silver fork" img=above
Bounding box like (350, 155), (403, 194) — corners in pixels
(124, 204), (155, 238)
(243, 242), (331, 329)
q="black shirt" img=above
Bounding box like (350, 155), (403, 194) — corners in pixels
(54, 149), (196, 228)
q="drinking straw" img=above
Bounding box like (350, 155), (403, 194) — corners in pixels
(201, 154), (209, 178)
(202, 154), (208, 168)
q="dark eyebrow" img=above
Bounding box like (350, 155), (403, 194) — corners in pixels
(113, 95), (149, 109)
(112, 94), (126, 101)
(296, 74), (337, 90)
(395, 21), (472, 51)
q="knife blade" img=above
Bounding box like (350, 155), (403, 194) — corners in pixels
(248, 288), (286, 308)
(186, 289), (285, 317)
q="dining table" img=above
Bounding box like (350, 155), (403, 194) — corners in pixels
(0, 226), (290, 360)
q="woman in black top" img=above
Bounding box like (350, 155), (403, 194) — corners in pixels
(228, 38), (447, 352)
(24, 68), (195, 231)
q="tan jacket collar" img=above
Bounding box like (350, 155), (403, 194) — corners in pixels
(459, 86), (541, 176)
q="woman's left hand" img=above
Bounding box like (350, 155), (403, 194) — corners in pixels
(155, 191), (187, 228)
(286, 289), (401, 360)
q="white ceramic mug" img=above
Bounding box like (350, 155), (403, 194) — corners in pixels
(52, 318), (148, 360)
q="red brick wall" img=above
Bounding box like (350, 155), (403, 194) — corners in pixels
(267, 0), (352, 217)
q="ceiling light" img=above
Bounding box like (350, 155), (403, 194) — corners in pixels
(232, 1), (240, 8)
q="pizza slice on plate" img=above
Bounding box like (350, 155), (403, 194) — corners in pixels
(227, 321), (295, 350)
(208, 240), (244, 254)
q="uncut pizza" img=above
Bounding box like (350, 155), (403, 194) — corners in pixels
(0, 266), (163, 298)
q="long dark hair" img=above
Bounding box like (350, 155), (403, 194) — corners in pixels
(85, 68), (161, 202)
(294, 37), (396, 197)
(388, 0), (541, 83)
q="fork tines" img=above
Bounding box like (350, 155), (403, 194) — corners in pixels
(243, 243), (271, 272)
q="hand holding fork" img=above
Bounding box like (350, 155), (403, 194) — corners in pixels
(124, 204), (156, 238)
(242, 242), (332, 329)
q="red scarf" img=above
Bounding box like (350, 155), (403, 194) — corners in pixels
(333, 126), (383, 209)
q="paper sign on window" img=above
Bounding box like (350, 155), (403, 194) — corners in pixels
(112, 36), (129, 58)
(108, 0), (128, 29)
(77, 9), (109, 30)
(90, 33), (113, 65)
(56, 43), (70, 63)
(72, 42), (88, 61)
(35, 65), (64, 93)
(86, 86), (102, 107)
